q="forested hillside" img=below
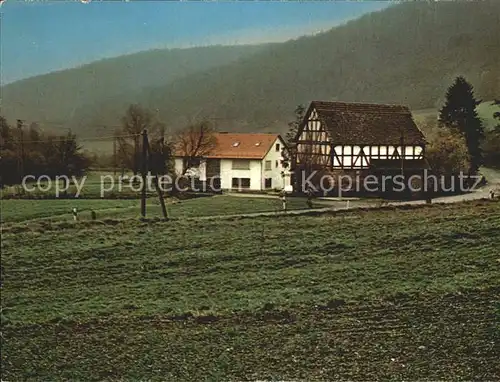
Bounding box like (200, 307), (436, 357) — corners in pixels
(1, 45), (268, 134)
(2, 1), (499, 137)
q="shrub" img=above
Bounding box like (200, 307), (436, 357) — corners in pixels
(426, 127), (471, 175)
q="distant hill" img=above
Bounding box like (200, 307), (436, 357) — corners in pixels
(0, 45), (268, 134)
(2, 1), (499, 143)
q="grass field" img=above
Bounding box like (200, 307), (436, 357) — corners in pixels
(413, 100), (499, 131)
(0, 199), (139, 223)
(0, 171), (140, 199)
(0, 195), (316, 223)
(2, 199), (499, 380)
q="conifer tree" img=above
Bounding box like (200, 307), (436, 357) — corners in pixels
(438, 76), (484, 173)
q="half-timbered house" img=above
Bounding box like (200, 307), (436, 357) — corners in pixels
(292, 101), (428, 195)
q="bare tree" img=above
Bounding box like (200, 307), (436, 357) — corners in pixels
(121, 104), (153, 174)
(175, 120), (217, 172)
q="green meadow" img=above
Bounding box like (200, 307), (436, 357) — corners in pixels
(0, 195), (318, 223)
(2, 199), (499, 380)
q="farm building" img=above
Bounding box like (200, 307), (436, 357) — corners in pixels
(174, 132), (290, 191)
(292, 101), (428, 195)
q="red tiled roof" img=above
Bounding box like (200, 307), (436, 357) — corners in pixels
(304, 101), (426, 146)
(175, 133), (281, 159)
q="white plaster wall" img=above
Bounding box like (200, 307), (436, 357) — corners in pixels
(220, 159), (262, 190)
(261, 137), (286, 190)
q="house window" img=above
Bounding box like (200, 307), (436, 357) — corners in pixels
(264, 178), (272, 189)
(275, 160), (279, 168)
(232, 159), (250, 170)
(265, 160), (272, 171)
(183, 157), (200, 170)
(275, 143), (280, 152)
(232, 178), (250, 189)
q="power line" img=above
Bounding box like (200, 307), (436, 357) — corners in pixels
(16, 115), (239, 129)
(18, 133), (140, 144)
(21, 120), (127, 129)
(80, 133), (140, 142)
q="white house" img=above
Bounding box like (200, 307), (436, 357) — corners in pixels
(174, 132), (290, 191)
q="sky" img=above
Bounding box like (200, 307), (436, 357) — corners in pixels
(0, 1), (391, 84)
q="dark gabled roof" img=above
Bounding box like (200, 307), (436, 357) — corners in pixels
(306, 101), (426, 146)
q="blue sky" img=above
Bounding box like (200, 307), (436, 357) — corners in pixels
(0, 1), (390, 84)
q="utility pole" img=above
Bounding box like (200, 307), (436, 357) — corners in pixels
(17, 119), (25, 183)
(141, 129), (148, 219)
(113, 133), (117, 177)
(160, 135), (166, 174)
(145, 136), (169, 220)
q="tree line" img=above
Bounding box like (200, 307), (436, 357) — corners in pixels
(0, 105), (217, 187)
(99, 104), (216, 178)
(0, 117), (90, 186)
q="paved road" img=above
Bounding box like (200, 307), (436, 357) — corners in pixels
(421, 167), (500, 204)
(192, 194), (495, 221)
(194, 168), (500, 220)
